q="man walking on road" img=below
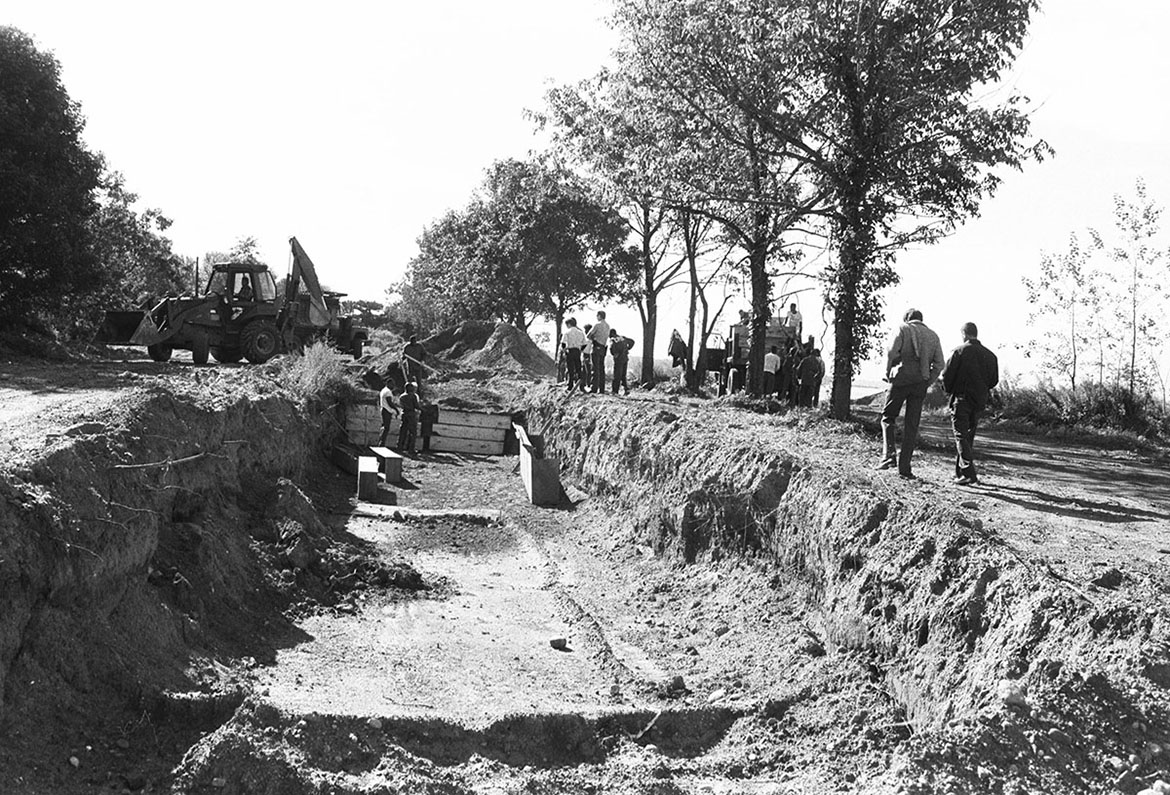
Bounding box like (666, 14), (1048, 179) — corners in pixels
(587, 311), (610, 393)
(878, 308), (945, 479)
(942, 322), (999, 485)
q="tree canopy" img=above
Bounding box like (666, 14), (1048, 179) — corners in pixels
(0, 26), (103, 324)
(398, 158), (630, 341)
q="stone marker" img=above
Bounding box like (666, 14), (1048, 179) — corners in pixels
(356, 456), (379, 501)
(550, 637), (568, 650)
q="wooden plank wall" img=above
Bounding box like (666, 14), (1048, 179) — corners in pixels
(344, 400), (509, 455)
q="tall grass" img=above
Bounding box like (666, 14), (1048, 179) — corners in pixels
(273, 341), (360, 406)
(995, 379), (1169, 442)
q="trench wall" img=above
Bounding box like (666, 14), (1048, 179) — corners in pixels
(527, 390), (1160, 731)
(0, 386), (331, 723)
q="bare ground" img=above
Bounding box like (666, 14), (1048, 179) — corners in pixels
(1, 358), (1169, 794)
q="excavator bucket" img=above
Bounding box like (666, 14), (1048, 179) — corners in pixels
(96, 310), (151, 344)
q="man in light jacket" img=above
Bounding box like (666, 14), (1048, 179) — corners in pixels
(878, 308), (945, 479)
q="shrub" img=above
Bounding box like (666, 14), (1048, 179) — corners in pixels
(272, 342), (360, 406)
(996, 379), (1169, 440)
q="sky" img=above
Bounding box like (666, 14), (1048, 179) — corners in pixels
(6, 1), (1169, 388)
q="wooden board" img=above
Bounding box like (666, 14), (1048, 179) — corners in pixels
(427, 436), (505, 455)
(437, 410), (512, 432)
(430, 422), (506, 442)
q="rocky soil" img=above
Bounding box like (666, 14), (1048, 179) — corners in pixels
(1, 354), (1168, 794)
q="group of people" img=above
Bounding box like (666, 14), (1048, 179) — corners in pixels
(377, 335), (429, 455)
(559, 310), (636, 396)
(763, 339), (824, 407)
(878, 309), (999, 485)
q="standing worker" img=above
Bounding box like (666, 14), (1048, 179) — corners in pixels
(783, 302), (802, 339)
(763, 346), (781, 398)
(397, 382), (421, 455)
(798, 348), (825, 407)
(402, 335), (427, 396)
(877, 308), (945, 480)
(609, 329), (633, 395)
(587, 311), (610, 394)
(377, 377), (400, 448)
(942, 322), (999, 486)
(582, 324), (594, 390)
(562, 318), (587, 392)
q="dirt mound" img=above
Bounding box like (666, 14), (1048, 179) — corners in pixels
(460, 323), (555, 377)
(423, 320), (498, 361)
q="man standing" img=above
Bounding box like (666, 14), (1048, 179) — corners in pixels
(942, 322), (999, 485)
(587, 311), (610, 393)
(402, 336), (427, 395)
(582, 324), (594, 389)
(783, 302), (802, 339)
(378, 378), (400, 448)
(609, 329), (633, 395)
(562, 318), (587, 392)
(878, 308), (945, 479)
(798, 348), (825, 407)
(763, 346), (781, 398)
(397, 382), (421, 455)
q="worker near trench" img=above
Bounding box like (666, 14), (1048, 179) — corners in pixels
(397, 382), (421, 455)
(587, 311), (610, 393)
(877, 308), (945, 480)
(609, 328), (634, 395)
(562, 317), (587, 392)
(402, 335), (427, 397)
(378, 378), (400, 447)
(942, 322), (999, 486)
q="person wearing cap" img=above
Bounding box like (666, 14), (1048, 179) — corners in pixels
(942, 322), (999, 486)
(877, 308), (944, 479)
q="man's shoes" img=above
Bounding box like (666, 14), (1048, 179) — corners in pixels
(875, 460), (896, 471)
(955, 476), (979, 486)
(898, 472), (916, 480)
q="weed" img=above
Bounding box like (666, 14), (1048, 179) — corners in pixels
(271, 342), (360, 407)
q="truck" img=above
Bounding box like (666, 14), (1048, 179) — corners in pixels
(97, 237), (368, 364)
(718, 319), (798, 394)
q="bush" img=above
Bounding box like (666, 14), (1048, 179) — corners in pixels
(272, 342), (360, 406)
(996, 379), (1169, 440)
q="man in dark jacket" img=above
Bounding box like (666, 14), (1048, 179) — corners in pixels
(942, 322), (999, 485)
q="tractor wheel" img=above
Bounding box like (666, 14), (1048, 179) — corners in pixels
(191, 331), (210, 365)
(211, 346), (243, 364)
(241, 321), (280, 364)
(147, 344), (173, 363)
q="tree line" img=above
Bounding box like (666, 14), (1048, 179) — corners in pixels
(395, 0), (1047, 417)
(0, 27), (197, 341)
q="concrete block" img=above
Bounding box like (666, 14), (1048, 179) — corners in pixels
(369, 446), (404, 483)
(357, 456), (379, 501)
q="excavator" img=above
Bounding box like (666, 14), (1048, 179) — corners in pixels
(98, 237), (368, 364)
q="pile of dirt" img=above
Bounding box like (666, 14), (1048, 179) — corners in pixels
(458, 323), (555, 378)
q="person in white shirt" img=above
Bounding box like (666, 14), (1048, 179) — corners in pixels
(378, 380), (400, 447)
(562, 318), (588, 392)
(784, 303), (802, 339)
(763, 346), (782, 397)
(586, 311), (611, 393)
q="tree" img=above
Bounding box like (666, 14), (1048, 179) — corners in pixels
(88, 169), (190, 309)
(791, 0), (1047, 418)
(594, 2), (827, 395)
(0, 26), (103, 325)
(401, 158), (630, 340)
(1102, 180), (1166, 397)
(1022, 233), (1103, 391)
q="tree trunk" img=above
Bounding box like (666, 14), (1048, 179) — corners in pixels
(829, 224), (863, 420)
(747, 231), (770, 396)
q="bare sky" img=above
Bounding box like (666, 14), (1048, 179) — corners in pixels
(7, 1), (1169, 385)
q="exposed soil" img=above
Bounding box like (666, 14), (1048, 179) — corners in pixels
(1, 353), (1169, 794)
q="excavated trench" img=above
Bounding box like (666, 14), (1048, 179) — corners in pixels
(2, 378), (1168, 794)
